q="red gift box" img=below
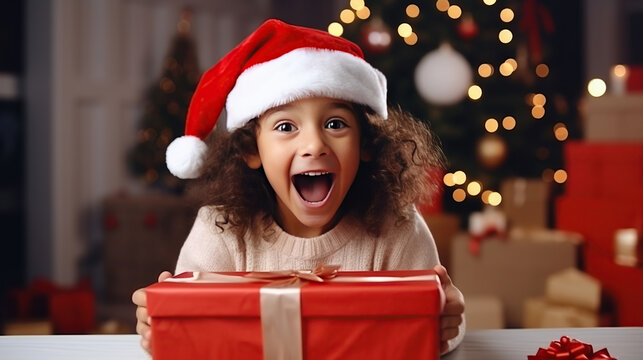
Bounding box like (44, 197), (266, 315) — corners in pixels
(147, 270), (444, 360)
(586, 252), (643, 326)
(564, 142), (643, 198)
(627, 65), (643, 93)
(556, 196), (643, 257)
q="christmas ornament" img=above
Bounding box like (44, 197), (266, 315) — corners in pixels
(476, 134), (508, 169)
(360, 18), (393, 54)
(414, 43), (473, 106)
(457, 13), (479, 40)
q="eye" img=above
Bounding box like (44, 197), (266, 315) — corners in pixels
(326, 118), (347, 130)
(275, 122), (296, 132)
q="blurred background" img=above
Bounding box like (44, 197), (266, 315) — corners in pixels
(1, 0), (641, 335)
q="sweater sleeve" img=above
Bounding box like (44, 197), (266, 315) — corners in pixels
(174, 207), (236, 274)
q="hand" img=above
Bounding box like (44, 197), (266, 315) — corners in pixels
(433, 265), (465, 354)
(132, 271), (173, 354)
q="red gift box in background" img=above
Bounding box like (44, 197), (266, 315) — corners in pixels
(563, 142), (643, 199)
(147, 270), (444, 360)
(627, 65), (643, 93)
(557, 140), (643, 326)
(6, 278), (95, 334)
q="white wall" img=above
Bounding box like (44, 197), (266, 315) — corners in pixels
(26, 0), (270, 285)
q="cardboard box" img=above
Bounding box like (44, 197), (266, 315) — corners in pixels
(582, 94), (643, 141)
(501, 178), (550, 229)
(451, 233), (581, 327)
(545, 268), (601, 312)
(147, 270), (444, 360)
(523, 297), (599, 328)
(463, 295), (504, 330)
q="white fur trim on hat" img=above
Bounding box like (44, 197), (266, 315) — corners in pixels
(166, 135), (208, 179)
(225, 48), (388, 130)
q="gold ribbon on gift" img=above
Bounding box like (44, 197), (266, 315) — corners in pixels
(166, 265), (440, 360)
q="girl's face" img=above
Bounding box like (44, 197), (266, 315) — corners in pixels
(247, 97), (362, 238)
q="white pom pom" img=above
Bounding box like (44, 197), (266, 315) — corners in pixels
(166, 136), (208, 179)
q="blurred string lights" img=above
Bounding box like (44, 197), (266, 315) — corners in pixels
(328, 0), (570, 207)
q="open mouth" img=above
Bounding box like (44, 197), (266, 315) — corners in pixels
(292, 171), (335, 203)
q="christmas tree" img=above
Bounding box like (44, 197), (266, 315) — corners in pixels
(336, 0), (579, 216)
(127, 10), (200, 193)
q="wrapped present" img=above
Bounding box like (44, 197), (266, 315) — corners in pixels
(585, 252), (643, 326)
(583, 94), (643, 141)
(451, 231), (581, 327)
(614, 228), (642, 267)
(6, 277), (95, 334)
(556, 196), (643, 258)
(467, 207), (507, 255)
(146, 268), (445, 360)
(500, 178), (550, 229)
(563, 142), (643, 198)
(523, 297), (599, 328)
(463, 295), (504, 330)
(545, 268), (601, 312)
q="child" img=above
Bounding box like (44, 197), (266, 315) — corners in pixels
(132, 19), (465, 355)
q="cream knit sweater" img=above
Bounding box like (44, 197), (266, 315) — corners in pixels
(174, 205), (465, 353)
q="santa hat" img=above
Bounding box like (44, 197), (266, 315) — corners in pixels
(166, 19), (388, 179)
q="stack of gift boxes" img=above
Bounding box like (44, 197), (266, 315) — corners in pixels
(556, 140), (643, 326)
(451, 178), (595, 329)
(5, 278), (95, 335)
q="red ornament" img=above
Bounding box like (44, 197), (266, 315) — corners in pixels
(360, 18), (393, 54)
(457, 13), (479, 40)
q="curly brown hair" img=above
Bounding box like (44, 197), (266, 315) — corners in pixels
(190, 105), (445, 239)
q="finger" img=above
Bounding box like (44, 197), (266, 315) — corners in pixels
(443, 298), (465, 315)
(433, 265), (453, 287)
(441, 327), (459, 342)
(441, 315), (463, 329)
(136, 320), (150, 338)
(132, 288), (147, 307)
(158, 271), (173, 282)
(136, 306), (150, 324)
(140, 337), (151, 355)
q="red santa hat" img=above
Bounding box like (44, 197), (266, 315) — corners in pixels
(166, 18), (388, 179)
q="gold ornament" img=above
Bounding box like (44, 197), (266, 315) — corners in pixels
(476, 134), (508, 169)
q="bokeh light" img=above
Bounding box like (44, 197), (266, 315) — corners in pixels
(485, 118), (499, 133)
(328, 22), (344, 36)
(406, 4), (420, 18)
(554, 169), (568, 183)
(502, 116), (516, 130)
(500, 8), (514, 22)
(340, 9), (355, 23)
(453, 170), (467, 185)
(468, 85), (482, 100)
(587, 78), (607, 97)
(499, 29), (513, 43)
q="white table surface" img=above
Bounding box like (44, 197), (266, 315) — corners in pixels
(1, 327), (641, 359)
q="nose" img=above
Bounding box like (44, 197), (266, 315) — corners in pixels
(299, 127), (328, 158)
